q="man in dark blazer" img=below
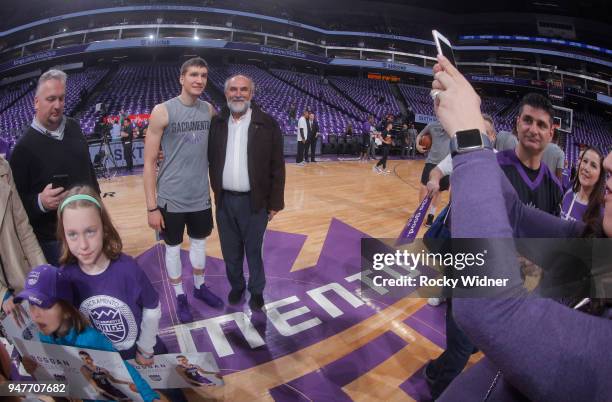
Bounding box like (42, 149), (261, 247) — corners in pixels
(209, 74), (286, 310)
(305, 112), (319, 162)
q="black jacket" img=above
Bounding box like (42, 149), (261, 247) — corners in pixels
(308, 120), (319, 140)
(209, 104), (285, 212)
(9, 117), (100, 241)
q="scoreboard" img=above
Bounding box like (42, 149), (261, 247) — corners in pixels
(368, 72), (401, 82)
(547, 78), (565, 101)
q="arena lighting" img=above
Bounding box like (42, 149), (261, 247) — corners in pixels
(193, 35), (199, 40)
(148, 34), (154, 39)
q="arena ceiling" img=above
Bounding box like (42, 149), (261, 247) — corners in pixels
(1, 0), (610, 32)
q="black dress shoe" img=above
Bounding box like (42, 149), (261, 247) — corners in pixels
(228, 288), (245, 305)
(249, 293), (265, 310)
(424, 213), (435, 227)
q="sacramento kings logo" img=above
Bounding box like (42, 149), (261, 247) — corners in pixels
(27, 271), (40, 286)
(80, 296), (137, 350)
(182, 131), (206, 145)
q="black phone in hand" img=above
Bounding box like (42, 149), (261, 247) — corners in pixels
(51, 174), (69, 189)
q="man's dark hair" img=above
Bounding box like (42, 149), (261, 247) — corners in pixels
(180, 57), (209, 76)
(518, 93), (554, 124)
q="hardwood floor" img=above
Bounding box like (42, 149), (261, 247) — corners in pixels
(99, 159), (478, 402)
(101, 159), (448, 270)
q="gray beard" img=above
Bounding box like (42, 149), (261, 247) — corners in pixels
(227, 100), (250, 114)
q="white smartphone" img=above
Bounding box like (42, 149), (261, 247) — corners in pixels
(432, 30), (456, 67)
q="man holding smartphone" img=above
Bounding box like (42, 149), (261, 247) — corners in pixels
(9, 69), (99, 266)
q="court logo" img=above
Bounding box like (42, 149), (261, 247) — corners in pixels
(80, 296), (137, 350)
(150, 219), (421, 371)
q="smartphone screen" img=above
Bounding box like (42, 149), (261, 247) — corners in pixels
(51, 174), (69, 189)
(433, 30), (457, 68)
(438, 38), (456, 67)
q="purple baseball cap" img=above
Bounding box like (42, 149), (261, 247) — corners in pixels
(14, 265), (73, 308)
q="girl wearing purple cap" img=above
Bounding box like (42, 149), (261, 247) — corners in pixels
(15, 264), (160, 402)
(560, 146), (605, 230)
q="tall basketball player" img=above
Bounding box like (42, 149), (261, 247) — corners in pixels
(143, 57), (223, 323)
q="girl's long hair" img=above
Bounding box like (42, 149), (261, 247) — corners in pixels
(572, 147), (605, 237)
(56, 300), (90, 335)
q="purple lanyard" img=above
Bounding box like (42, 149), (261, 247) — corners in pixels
(396, 196), (432, 245)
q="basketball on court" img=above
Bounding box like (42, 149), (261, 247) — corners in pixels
(419, 133), (432, 151)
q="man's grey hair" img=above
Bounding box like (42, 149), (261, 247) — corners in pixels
(482, 113), (495, 131)
(36, 69), (67, 96)
(224, 74), (255, 96)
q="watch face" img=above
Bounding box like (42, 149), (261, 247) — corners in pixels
(456, 129), (483, 149)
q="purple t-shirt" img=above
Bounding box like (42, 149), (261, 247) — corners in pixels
(62, 253), (159, 351)
(560, 190), (588, 222)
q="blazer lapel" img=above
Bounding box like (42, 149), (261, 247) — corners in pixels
(218, 114), (230, 179)
(247, 120), (259, 174)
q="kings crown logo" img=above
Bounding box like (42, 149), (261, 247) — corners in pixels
(27, 271), (41, 286)
(80, 296), (138, 350)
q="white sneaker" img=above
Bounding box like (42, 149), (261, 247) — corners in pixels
(372, 165), (379, 172)
(427, 297), (442, 307)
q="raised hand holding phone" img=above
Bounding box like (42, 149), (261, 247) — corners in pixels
(431, 55), (486, 137)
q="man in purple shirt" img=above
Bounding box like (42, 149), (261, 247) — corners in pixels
(425, 92), (563, 399)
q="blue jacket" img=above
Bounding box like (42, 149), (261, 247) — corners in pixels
(38, 326), (159, 402)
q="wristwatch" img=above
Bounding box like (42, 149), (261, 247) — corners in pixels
(450, 129), (492, 157)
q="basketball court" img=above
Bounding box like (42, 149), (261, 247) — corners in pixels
(99, 159), (480, 401)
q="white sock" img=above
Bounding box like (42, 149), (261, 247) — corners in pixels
(429, 207), (437, 216)
(194, 274), (204, 290)
(172, 282), (185, 296)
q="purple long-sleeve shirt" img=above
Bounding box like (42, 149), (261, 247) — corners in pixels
(439, 149), (612, 402)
